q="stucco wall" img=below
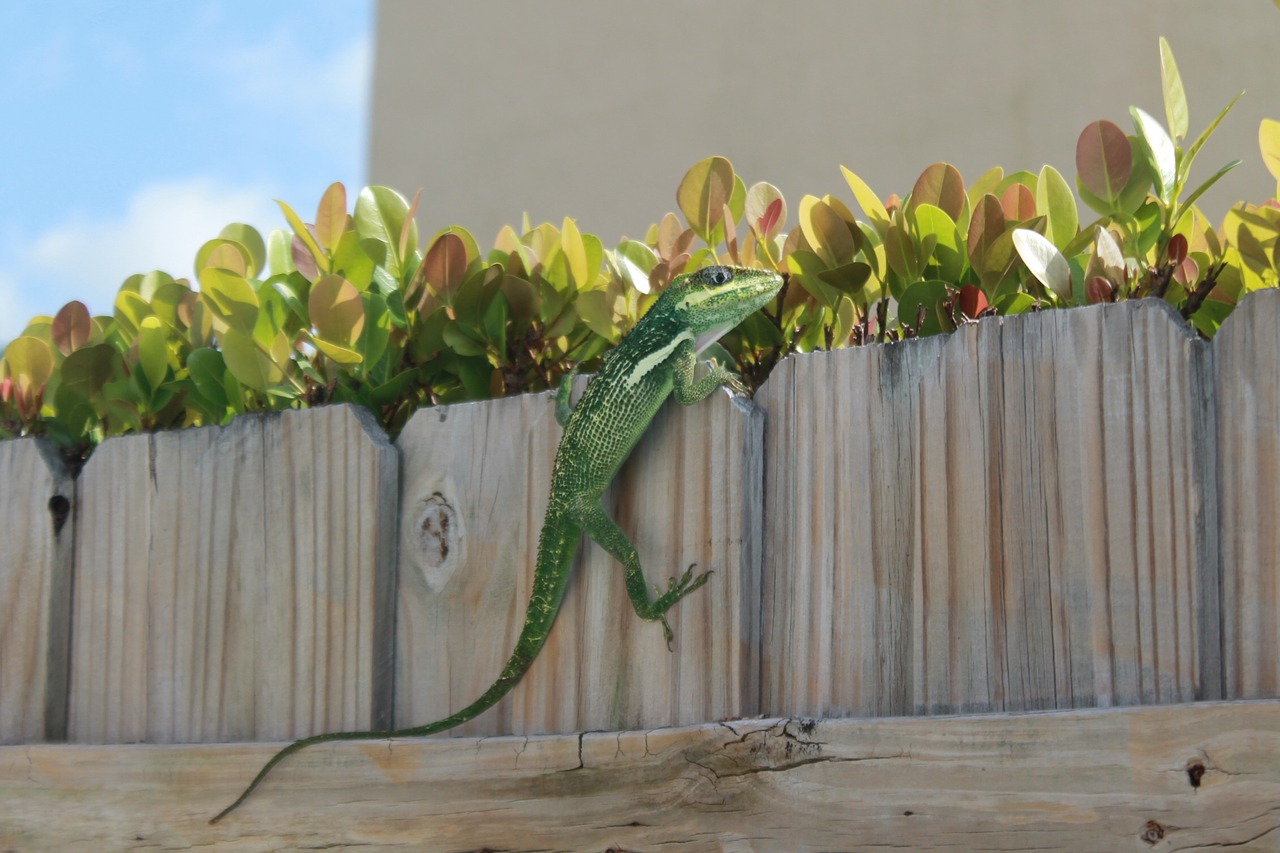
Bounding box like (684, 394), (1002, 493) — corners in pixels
(369, 1), (1280, 243)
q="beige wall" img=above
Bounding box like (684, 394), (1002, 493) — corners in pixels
(369, 1), (1280, 244)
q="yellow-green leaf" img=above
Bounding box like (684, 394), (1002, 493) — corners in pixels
(315, 182), (348, 253)
(277, 197), (327, 272)
(676, 156), (734, 241)
(312, 336), (364, 365)
(3, 336), (55, 390)
(309, 273), (365, 347)
(1159, 37), (1189, 142)
(137, 316), (169, 392)
(199, 267), (259, 335)
(800, 197), (856, 268)
(1036, 165), (1079, 250)
(840, 166), (889, 234)
(561, 217), (588, 289)
(220, 328), (283, 391)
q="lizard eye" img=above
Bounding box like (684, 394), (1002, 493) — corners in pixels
(700, 265), (734, 287)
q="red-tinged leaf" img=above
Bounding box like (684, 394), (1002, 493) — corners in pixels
(966, 194), (1006, 275)
(1076, 120), (1133, 202)
(1174, 255), (1199, 287)
(884, 193), (902, 214)
(657, 212), (682, 259)
(292, 235), (320, 281)
(1167, 233), (1188, 265)
(1086, 275), (1115, 304)
(910, 163), (966, 222)
(423, 231), (468, 300)
(52, 300), (92, 355)
(0, 376), (11, 403)
(957, 284), (988, 319)
(723, 203), (739, 263)
(1001, 183), (1036, 222)
(761, 197), (783, 237)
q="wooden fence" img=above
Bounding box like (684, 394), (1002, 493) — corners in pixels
(3, 293), (1280, 849)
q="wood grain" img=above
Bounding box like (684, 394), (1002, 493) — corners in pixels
(757, 335), (947, 719)
(914, 300), (1218, 713)
(0, 439), (73, 743)
(67, 405), (397, 743)
(395, 385), (763, 737)
(760, 300), (1220, 720)
(1216, 289), (1280, 700)
(3, 700), (1277, 851)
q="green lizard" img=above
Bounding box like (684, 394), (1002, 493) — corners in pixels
(210, 264), (783, 823)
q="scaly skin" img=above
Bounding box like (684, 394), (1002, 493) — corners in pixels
(210, 264), (784, 823)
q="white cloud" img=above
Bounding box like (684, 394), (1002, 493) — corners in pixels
(0, 177), (280, 341)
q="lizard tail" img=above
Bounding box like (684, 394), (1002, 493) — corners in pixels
(210, 516), (581, 824)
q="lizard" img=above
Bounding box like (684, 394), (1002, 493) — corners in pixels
(210, 263), (784, 823)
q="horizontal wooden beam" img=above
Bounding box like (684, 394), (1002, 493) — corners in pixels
(4, 700), (1278, 851)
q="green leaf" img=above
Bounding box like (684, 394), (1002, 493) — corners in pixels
(677, 156), (735, 243)
(897, 279), (952, 337)
(220, 328), (283, 392)
(113, 290), (152, 340)
(187, 347), (230, 410)
(354, 186), (416, 278)
(60, 344), (118, 398)
(1012, 228), (1072, 297)
(1036, 165), (1078, 250)
(913, 204), (964, 283)
(840, 166), (890, 235)
(1130, 106), (1176, 205)
(219, 224), (266, 278)
(1175, 160), (1242, 227)
(1158, 37), (1189, 142)
(137, 316), (170, 393)
(267, 229), (297, 276)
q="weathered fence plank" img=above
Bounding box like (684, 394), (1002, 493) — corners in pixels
(757, 336), (946, 719)
(67, 405), (397, 743)
(914, 300), (1218, 713)
(1217, 289), (1280, 700)
(3, 700), (1277, 851)
(0, 439), (73, 743)
(395, 387), (763, 737)
(760, 300), (1220, 720)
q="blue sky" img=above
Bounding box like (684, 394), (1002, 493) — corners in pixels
(0, 2), (373, 344)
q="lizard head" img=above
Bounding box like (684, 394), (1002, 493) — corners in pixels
(663, 265), (785, 351)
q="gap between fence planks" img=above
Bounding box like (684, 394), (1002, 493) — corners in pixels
(2, 700), (1278, 851)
